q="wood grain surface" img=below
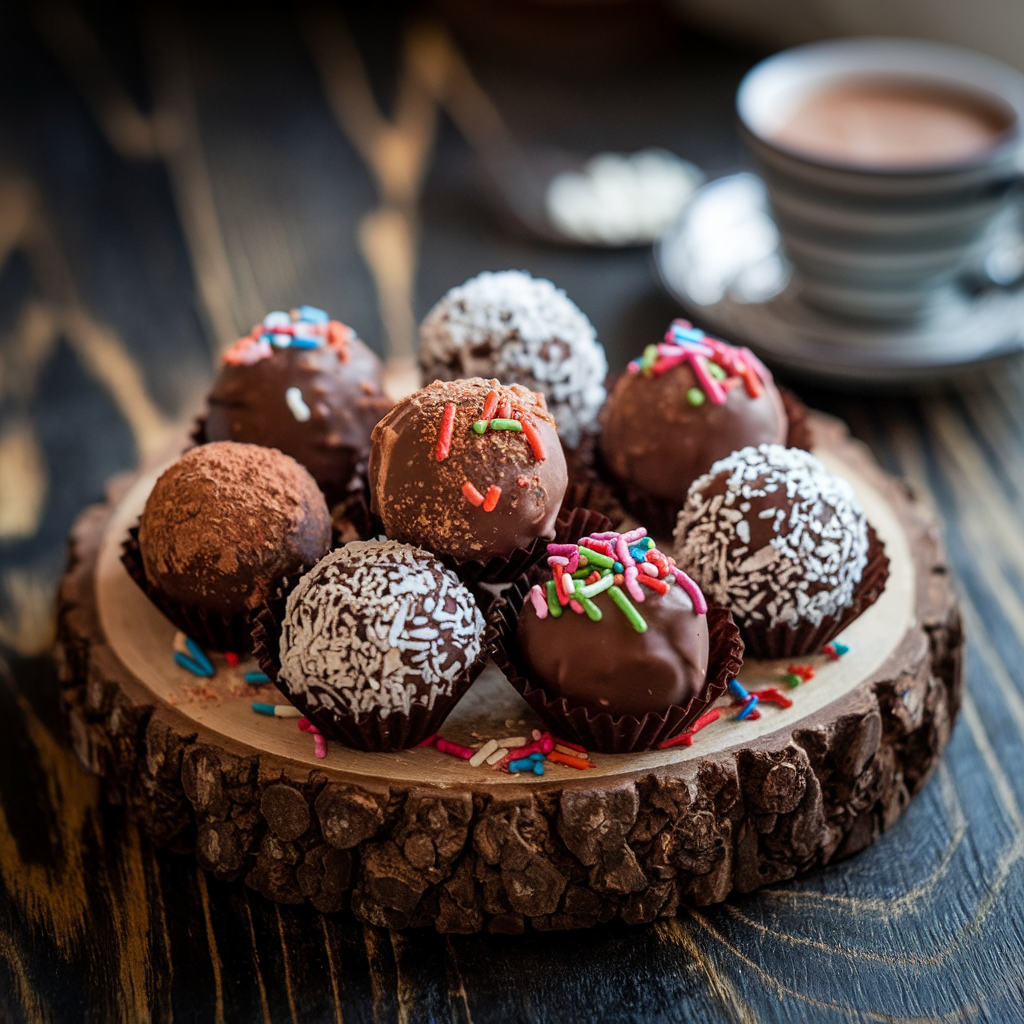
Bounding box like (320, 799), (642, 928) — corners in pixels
(2, 2), (1023, 1020)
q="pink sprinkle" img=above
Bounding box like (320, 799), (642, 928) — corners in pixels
(532, 729), (542, 741)
(437, 737), (474, 759)
(624, 565), (645, 602)
(670, 566), (708, 614)
(566, 551), (580, 574)
(529, 584), (549, 619)
(507, 736), (554, 759)
(417, 733), (439, 747)
(313, 734), (327, 758)
(616, 536), (635, 568)
(547, 543), (578, 556)
(298, 717), (318, 733)
(569, 599), (585, 614)
(740, 345), (772, 384)
(620, 527), (648, 544)
(547, 555), (569, 566)
(588, 531), (621, 541)
(688, 353), (727, 404)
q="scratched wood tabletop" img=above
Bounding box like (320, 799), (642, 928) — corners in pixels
(1, 2), (1023, 1021)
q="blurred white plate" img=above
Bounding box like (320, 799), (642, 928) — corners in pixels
(654, 173), (1024, 382)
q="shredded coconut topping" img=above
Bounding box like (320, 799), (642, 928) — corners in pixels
(672, 445), (870, 630)
(419, 270), (607, 447)
(278, 540), (484, 717)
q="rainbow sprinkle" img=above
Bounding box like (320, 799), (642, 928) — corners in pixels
(626, 318), (771, 406)
(528, 528), (707, 634)
(222, 306), (354, 366)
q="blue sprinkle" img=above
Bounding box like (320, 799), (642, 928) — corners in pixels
(833, 642), (849, 655)
(245, 671), (271, 684)
(509, 758), (545, 775)
(528, 752), (546, 760)
(727, 678), (749, 702)
(296, 304), (328, 323)
(629, 546), (648, 562)
(288, 337), (320, 349)
(174, 651), (213, 678)
(184, 637), (214, 676)
(613, 561), (624, 573)
(736, 695), (760, 721)
(251, 702), (276, 715)
(671, 325), (706, 343)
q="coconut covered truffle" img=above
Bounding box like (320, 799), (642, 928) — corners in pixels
(673, 445), (870, 639)
(600, 320), (787, 532)
(419, 271), (607, 447)
(276, 540), (485, 748)
(516, 528), (710, 720)
(138, 441), (331, 615)
(368, 378), (567, 565)
(205, 305), (392, 503)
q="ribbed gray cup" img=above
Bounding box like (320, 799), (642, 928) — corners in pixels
(737, 38), (1024, 322)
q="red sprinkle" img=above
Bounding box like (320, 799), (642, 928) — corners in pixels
(462, 480), (485, 506)
(482, 485), (501, 512)
(569, 599), (585, 614)
(225, 652), (240, 667)
(482, 390), (499, 421)
(518, 476), (529, 487)
(583, 539), (614, 558)
(788, 664), (816, 681)
(585, 571), (601, 586)
(497, 397), (512, 419)
(520, 417), (547, 461)
(637, 573), (669, 595)
(553, 736), (587, 753)
(436, 737), (474, 759)
(552, 564), (571, 605)
(656, 708), (721, 749)
(750, 687), (793, 709)
(434, 403), (457, 461)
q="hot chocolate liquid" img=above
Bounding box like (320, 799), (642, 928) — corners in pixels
(772, 78), (1013, 168)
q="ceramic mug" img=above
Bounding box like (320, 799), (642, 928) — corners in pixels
(737, 38), (1024, 322)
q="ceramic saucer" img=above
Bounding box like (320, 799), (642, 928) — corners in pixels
(654, 173), (1024, 382)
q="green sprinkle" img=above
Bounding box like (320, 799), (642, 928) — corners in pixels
(577, 545), (615, 569)
(578, 574), (614, 599)
(608, 585), (647, 633)
(546, 580), (563, 618)
(708, 361), (728, 381)
(578, 594), (602, 621)
(784, 673), (802, 689)
(571, 567), (592, 579)
(687, 387), (706, 407)
(640, 343), (658, 368)
(472, 420), (488, 433)
(489, 418), (522, 431)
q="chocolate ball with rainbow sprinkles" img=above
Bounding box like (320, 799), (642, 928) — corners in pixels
(368, 378), (567, 567)
(598, 319), (787, 534)
(205, 305), (392, 505)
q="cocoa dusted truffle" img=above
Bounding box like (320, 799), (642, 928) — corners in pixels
(368, 378), (567, 565)
(673, 445), (871, 650)
(516, 527), (710, 720)
(419, 271), (607, 447)
(276, 540), (486, 749)
(599, 320), (787, 530)
(205, 306), (392, 502)
(139, 441), (331, 615)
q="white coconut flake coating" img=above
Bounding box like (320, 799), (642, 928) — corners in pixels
(672, 445), (870, 630)
(419, 270), (607, 447)
(278, 540), (485, 718)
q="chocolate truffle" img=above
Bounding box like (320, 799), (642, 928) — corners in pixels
(599, 320), (787, 520)
(139, 441), (331, 615)
(419, 271), (607, 447)
(368, 378), (567, 564)
(673, 445), (870, 633)
(205, 305), (392, 502)
(516, 528), (710, 719)
(277, 540), (485, 733)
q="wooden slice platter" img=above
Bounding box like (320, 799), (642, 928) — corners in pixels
(56, 412), (963, 933)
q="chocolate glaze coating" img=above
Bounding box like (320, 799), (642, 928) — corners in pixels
(205, 336), (392, 502)
(516, 583), (709, 718)
(139, 441), (331, 615)
(368, 378), (567, 563)
(599, 358), (787, 507)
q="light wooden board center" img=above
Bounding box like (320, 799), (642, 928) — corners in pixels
(95, 448), (914, 786)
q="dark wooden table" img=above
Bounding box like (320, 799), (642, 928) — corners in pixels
(2, 3), (1023, 1021)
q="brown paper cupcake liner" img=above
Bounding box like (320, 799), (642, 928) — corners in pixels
(250, 576), (488, 752)
(737, 523), (890, 659)
(486, 577), (744, 753)
(121, 526), (262, 654)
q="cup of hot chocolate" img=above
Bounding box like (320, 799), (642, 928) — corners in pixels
(737, 38), (1024, 322)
